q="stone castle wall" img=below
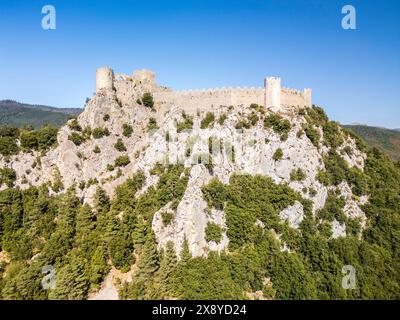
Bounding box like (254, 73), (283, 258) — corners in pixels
(281, 88), (309, 108)
(96, 67), (312, 113)
(154, 87), (265, 114)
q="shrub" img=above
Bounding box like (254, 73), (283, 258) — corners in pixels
(322, 150), (348, 186)
(0, 126), (20, 138)
(346, 217), (361, 237)
(323, 122), (343, 149)
(247, 112), (259, 126)
(114, 138), (127, 152)
(93, 145), (101, 154)
(87, 178), (98, 187)
(161, 211), (173, 226)
(0, 136), (19, 156)
(264, 114), (291, 138)
(317, 191), (346, 223)
(304, 125), (321, 148)
(68, 119), (82, 131)
(114, 155), (130, 167)
(0, 167), (17, 187)
(306, 106), (328, 126)
(103, 114), (110, 122)
(20, 125), (58, 151)
(147, 117), (159, 131)
(290, 168), (306, 181)
(200, 112), (215, 129)
(123, 123), (133, 137)
(309, 188), (317, 197)
(82, 126), (92, 139)
(142, 92), (154, 109)
(176, 114), (193, 132)
(92, 127), (110, 139)
(68, 132), (84, 146)
(201, 178), (226, 210)
(316, 170), (330, 186)
(235, 119), (250, 130)
(20, 131), (40, 150)
(218, 114), (227, 125)
(52, 172), (64, 192)
(273, 148), (283, 161)
(205, 222), (223, 243)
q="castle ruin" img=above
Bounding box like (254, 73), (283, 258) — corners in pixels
(95, 66), (312, 113)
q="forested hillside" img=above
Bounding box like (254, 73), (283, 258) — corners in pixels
(344, 125), (400, 162)
(0, 100), (82, 129)
(0, 105), (399, 300)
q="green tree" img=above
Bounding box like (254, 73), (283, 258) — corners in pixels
(154, 241), (177, 298)
(48, 257), (90, 300)
(90, 245), (110, 286)
(205, 222), (223, 243)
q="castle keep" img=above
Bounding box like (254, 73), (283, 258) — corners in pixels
(95, 66), (312, 113)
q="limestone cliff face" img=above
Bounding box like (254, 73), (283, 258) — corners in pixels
(0, 87), (368, 257)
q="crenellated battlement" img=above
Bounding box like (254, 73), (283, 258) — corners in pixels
(174, 86), (264, 93)
(95, 67), (312, 113)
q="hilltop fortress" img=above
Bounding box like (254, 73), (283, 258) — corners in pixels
(95, 66), (312, 113)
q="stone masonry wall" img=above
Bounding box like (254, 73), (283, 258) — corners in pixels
(97, 67), (312, 113)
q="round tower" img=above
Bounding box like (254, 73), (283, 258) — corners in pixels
(96, 66), (114, 93)
(264, 77), (281, 111)
(303, 88), (312, 108)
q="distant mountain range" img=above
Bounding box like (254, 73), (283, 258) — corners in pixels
(0, 100), (82, 129)
(344, 125), (400, 162)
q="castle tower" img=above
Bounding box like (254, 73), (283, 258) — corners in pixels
(133, 69), (157, 91)
(265, 77), (281, 111)
(303, 88), (312, 107)
(96, 66), (114, 93)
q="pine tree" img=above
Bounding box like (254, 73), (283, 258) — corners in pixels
(108, 230), (134, 272)
(0, 262), (45, 300)
(48, 257), (89, 300)
(75, 204), (96, 244)
(131, 217), (148, 252)
(155, 241), (177, 298)
(180, 236), (192, 263)
(94, 187), (110, 215)
(58, 186), (80, 227)
(136, 232), (160, 278)
(90, 245), (110, 286)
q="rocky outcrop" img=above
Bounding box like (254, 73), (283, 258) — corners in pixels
(0, 84), (369, 258)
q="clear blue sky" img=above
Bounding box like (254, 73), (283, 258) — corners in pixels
(0, 0), (399, 128)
